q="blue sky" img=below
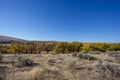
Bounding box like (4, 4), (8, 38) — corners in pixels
(0, 0), (120, 42)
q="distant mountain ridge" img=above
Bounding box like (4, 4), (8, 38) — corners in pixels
(0, 35), (26, 44)
(0, 35), (59, 44)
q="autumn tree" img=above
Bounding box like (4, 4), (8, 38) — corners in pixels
(0, 45), (3, 53)
(107, 44), (120, 51)
(65, 42), (83, 53)
(66, 43), (74, 53)
(10, 41), (22, 53)
(54, 42), (68, 53)
(82, 43), (92, 52)
(91, 43), (108, 52)
(25, 42), (36, 53)
(0, 45), (8, 53)
(35, 43), (43, 54)
(72, 42), (83, 52)
(42, 43), (53, 54)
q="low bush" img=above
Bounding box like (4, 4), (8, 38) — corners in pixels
(66, 61), (83, 73)
(48, 59), (56, 66)
(76, 53), (97, 60)
(72, 52), (78, 57)
(31, 67), (65, 80)
(88, 51), (100, 54)
(13, 56), (34, 67)
(95, 61), (120, 80)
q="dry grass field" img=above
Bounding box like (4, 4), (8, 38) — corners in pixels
(0, 52), (120, 80)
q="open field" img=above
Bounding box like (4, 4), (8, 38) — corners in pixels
(0, 52), (120, 80)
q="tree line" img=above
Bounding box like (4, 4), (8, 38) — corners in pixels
(0, 41), (120, 54)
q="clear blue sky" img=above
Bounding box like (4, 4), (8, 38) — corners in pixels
(0, 0), (120, 42)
